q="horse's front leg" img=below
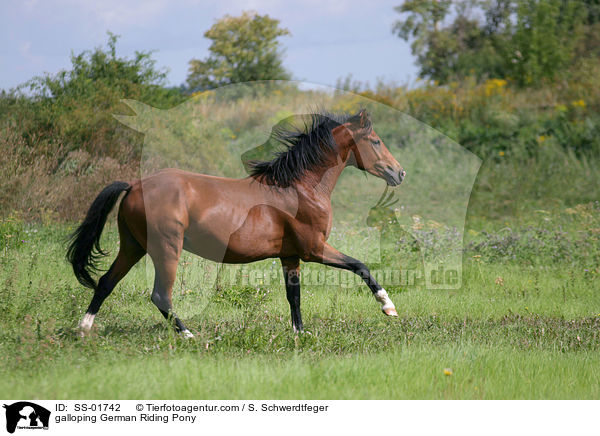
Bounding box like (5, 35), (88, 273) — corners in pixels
(281, 256), (303, 332)
(308, 242), (398, 317)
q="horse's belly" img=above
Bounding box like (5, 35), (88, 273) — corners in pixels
(182, 230), (281, 264)
(182, 230), (230, 262)
(183, 204), (291, 263)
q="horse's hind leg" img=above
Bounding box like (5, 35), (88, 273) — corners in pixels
(148, 235), (192, 338)
(79, 217), (146, 335)
(150, 258), (192, 337)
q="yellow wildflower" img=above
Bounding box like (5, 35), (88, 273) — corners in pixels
(483, 79), (507, 96)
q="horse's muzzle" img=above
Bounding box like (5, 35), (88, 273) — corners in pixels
(384, 167), (406, 186)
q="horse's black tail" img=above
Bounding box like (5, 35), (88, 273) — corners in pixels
(66, 181), (131, 290)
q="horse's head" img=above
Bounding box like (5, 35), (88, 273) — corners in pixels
(342, 109), (405, 186)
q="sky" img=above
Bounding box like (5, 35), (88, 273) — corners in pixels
(0, 0), (418, 91)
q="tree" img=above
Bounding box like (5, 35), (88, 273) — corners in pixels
(578, 0), (600, 57)
(509, 0), (585, 85)
(12, 32), (183, 154)
(392, 0), (459, 82)
(186, 11), (291, 91)
(393, 0), (589, 86)
(26, 32), (175, 103)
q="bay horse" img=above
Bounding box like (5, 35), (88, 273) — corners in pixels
(67, 109), (405, 337)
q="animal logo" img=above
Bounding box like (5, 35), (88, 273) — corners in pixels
(3, 402), (50, 434)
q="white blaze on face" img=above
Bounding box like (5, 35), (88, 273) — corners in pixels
(79, 313), (96, 331)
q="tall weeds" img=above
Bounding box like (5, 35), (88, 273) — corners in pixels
(1, 69), (599, 223)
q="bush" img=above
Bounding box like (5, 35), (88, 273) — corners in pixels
(0, 33), (184, 158)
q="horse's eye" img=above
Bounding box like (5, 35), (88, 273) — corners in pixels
(372, 139), (381, 146)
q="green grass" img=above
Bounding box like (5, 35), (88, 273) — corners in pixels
(4, 347), (599, 400)
(0, 219), (599, 399)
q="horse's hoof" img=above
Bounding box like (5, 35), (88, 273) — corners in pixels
(181, 329), (194, 339)
(382, 307), (398, 317)
(78, 313), (95, 337)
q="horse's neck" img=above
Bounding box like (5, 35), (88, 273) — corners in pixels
(303, 152), (347, 198)
(298, 131), (352, 198)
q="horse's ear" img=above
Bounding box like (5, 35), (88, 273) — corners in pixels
(347, 109), (372, 132)
(358, 109), (371, 128)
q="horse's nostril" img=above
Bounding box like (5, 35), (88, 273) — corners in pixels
(384, 166), (405, 186)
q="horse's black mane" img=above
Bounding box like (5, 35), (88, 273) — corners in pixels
(248, 110), (370, 188)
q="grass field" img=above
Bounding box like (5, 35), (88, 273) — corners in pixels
(0, 215), (598, 399)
